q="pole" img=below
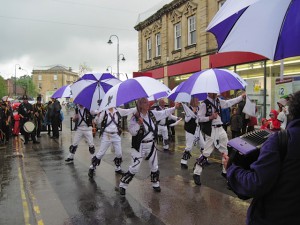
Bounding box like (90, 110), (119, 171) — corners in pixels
(14, 64), (21, 97)
(263, 60), (267, 118)
(117, 40), (119, 80)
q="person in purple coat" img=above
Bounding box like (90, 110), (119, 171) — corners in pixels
(223, 90), (300, 225)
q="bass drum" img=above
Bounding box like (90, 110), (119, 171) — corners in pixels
(23, 121), (35, 133)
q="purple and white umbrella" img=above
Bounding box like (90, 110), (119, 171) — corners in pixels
(51, 85), (72, 98)
(206, 0), (300, 61)
(179, 69), (247, 95)
(168, 82), (207, 103)
(99, 77), (170, 111)
(71, 73), (121, 111)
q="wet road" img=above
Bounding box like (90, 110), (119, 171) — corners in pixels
(0, 109), (249, 225)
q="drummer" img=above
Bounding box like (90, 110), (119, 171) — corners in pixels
(18, 95), (40, 144)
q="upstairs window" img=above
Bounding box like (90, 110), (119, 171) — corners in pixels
(146, 38), (152, 60)
(155, 33), (161, 57)
(188, 15), (196, 45)
(174, 23), (182, 50)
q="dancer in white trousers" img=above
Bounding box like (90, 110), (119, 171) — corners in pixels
(88, 107), (136, 178)
(119, 97), (179, 196)
(65, 104), (96, 163)
(192, 92), (246, 186)
(180, 97), (205, 169)
(155, 99), (181, 151)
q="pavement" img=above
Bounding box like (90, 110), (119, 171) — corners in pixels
(0, 109), (250, 225)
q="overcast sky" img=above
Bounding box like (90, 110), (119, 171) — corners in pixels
(0, 0), (172, 80)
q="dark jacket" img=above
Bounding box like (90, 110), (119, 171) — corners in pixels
(227, 119), (300, 225)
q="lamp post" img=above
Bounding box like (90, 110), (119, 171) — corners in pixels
(14, 64), (21, 97)
(106, 66), (113, 74)
(108, 35), (126, 80)
(21, 68), (29, 95)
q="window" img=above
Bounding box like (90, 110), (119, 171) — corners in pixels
(38, 83), (42, 89)
(54, 74), (57, 80)
(188, 16), (196, 45)
(146, 38), (152, 60)
(219, 0), (226, 9)
(174, 23), (182, 50)
(38, 75), (42, 81)
(155, 33), (161, 57)
(53, 83), (58, 90)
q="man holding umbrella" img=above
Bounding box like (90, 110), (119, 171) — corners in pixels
(119, 97), (179, 195)
(192, 92), (246, 186)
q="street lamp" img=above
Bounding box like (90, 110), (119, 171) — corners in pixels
(21, 68), (29, 95)
(14, 64), (21, 97)
(106, 66), (113, 74)
(107, 35), (126, 80)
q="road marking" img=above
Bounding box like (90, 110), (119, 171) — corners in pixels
(16, 135), (45, 225)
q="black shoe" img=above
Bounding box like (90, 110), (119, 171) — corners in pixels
(181, 163), (188, 169)
(163, 148), (169, 151)
(115, 169), (124, 175)
(88, 168), (95, 178)
(33, 141), (40, 144)
(24, 141), (28, 145)
(119, 187), (126, 195)
(153, 186), (161, 192)
(221, 172), (227, 179)
(37, 135), (41, 138)
(65, 158), (74, 163)
(193, 174), (201, 186)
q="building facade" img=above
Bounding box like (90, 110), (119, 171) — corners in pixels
(32, 65), (79, 101)
(134, 0), (300, 120)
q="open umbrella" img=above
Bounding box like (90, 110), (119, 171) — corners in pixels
(167, 82), (207, 103)
(99, 76), (170, 111)
(51, 85), (72, 99)
(178, 69), (247, 96)
(71, 73), (121, 111)
(206, 0), (300, 61)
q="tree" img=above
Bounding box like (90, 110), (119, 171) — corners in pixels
(78, 62), (92, 77)
(0, 75), (8, 98)
(16, 75), (37, 98)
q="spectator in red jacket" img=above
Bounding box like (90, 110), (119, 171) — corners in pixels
(267, 109), (281, 131)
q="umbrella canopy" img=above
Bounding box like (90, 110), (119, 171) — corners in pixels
(206, 0), (300, 61)
(99, 77), (170, 111)
(51, 85), (72, 99)
(167, 82), (207, 103)
(147, 91), (170, 101)
(71, 73), (121, 111)
(178, 69), (247, 96)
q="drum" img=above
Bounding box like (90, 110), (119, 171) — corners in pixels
(23, 121), (35, 133)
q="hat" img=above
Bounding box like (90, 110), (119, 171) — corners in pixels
(22, 95), (28, 100)
(37, 95), (42, 101)
(277, 98), (287, 107)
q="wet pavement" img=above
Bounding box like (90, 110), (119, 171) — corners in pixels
(0, 109), (249, 225)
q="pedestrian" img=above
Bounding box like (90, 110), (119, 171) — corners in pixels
(236, 92), (249, 134)
(277, 98), (288, 130)
(223, 90), (300, 225)
(192, 92), (246, 186)
(155, 99), (180, 151)
(119, 97), (179, 195)
(260, 118), (269, 130)
(220, 96), (231, 132)
(33, 95), (46, 138)
(0, 101), (12, 143)
(18, 95), (39, 144)
(44, 100), (53, 136)
(65, 104), (96, 163)
(246, 116), (258, 133)
(230, 107), (243, 139)
(180, 97), (205, 169)
(267, 109), (281, 132)
(88, 106), (137, 178)
(49, 97), (61, 139)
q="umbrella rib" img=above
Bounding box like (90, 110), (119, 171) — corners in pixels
(273, 1), (293, 59)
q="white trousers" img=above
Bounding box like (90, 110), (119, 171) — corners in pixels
(158, 125), (169, 149)
(194, 127), (228, 175)
(119, 141), (159, 189)
(96, 132), (122, 159)
(68, 126), (94, 159)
